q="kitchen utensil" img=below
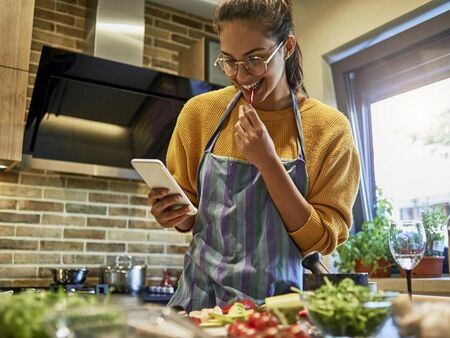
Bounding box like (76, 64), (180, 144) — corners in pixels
(302, 251), (369, 291)
(302, 251), (331, 274)
(102, 255), (147, 294)
(51, 268), (88, 285)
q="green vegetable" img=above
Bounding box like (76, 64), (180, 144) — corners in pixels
(0, 289), (119, 338)
(302, 278), (394, 337)
(209, 303), (253, 324)
(264, 293), (304, 325)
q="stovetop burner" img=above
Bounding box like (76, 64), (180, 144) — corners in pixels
(138, 286), (174, 304)
(49, 283), (109, 295)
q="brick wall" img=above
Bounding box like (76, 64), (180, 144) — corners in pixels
(1, 0), (217, 287)
(27, 0), (217, 109)
(0, 167), (194, 287)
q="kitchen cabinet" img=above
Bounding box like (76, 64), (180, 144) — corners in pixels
(0, 0), (34, 168)
(0, 0), (35, 70)
(179, 37), (229, 87)
(0, 66), (28, 165)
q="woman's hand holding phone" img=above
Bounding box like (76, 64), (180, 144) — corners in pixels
(147, 188), (194, 230)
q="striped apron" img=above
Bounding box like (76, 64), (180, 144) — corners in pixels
(168, 90), (307, 312)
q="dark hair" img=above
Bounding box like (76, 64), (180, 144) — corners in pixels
(214, 0), (308, 96)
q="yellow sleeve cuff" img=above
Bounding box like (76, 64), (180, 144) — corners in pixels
(289, 207), (328, 255)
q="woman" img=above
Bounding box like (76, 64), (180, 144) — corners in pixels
(148, 0), (360, 311)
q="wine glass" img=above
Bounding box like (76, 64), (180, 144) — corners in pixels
(389, 220), (426, 299)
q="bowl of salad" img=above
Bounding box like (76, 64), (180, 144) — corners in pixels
(300, 278), (397, 337)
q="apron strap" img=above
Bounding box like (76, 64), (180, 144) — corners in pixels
(205, 91), (242, 153)
(198, 89), (307, 194)
(291, 91), (307, 162)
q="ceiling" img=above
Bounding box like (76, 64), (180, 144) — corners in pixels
(149, 0), (219, 20)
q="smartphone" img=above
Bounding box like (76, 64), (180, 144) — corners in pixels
(131, 159), (197, 215)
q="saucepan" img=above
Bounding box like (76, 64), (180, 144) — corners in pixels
(51, 267), (89, 285)
(101, 255), (147, 294)
(302, 251), (368, 291)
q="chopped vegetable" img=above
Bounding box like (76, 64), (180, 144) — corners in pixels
(189, 306), (222, 323)
(301, 278), (394, 337)
(227, 318), (310, 338)
(221, 299), (257, 314)
(0, 289), (106, 338)
(210, 302), (254, 324)
(264, 293), (304, 325)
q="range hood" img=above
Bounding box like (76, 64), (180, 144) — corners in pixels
(23, 0), (221, 179)
(23, 47), (221, 179)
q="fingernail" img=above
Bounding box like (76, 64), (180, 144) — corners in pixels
(176, 196), (182, 201)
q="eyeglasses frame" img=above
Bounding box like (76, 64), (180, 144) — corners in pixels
(214, 39), (286, 77)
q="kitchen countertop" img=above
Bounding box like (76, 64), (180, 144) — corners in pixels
(371, 275), (450, 296)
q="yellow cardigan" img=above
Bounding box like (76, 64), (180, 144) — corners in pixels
(166, 86), (360, 255)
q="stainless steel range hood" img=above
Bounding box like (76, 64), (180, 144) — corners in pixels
(23, 1), (222, 179)
(86, 0), (145, 66)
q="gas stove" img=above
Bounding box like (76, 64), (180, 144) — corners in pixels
(49, 283), (109, 295)
(138, 285), (174, 304)
(0, 284), (175, 305)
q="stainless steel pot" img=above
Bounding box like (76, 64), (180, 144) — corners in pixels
(101, 255), (146, 293)
(52, 267), (89, 285)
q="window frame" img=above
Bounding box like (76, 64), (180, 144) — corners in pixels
(327, 4), (450, 229)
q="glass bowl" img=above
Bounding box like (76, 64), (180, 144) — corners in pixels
(300, 291), (397, 338)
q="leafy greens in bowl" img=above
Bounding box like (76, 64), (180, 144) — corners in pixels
(0, 289), (124, 338)
(300, 278), (397, 337)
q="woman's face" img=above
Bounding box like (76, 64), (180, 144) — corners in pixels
(218, 19), (293, 110)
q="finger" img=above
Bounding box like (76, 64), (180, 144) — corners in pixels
(157, 194), (183, 210)
(234, 121), (246, 138)
(155, 205), (191, 225)
(243, 105), (261, 128)
(238, 105), (249, 132)
(240, 105), (255, 131)
(234, 132), (242, 147)
(148, 188), (169, 205)
(161, 212), (192, 228)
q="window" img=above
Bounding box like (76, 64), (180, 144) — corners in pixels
(371, 78), (450, 221)
(328, 3), (450, 228)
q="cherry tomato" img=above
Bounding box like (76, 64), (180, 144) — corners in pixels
(247, 312), (279, 331)
(261, 313), (279, 328)
(239, 299), (258, 311)
(222, 299), (258, 314)
(244, 328), (259, 338)
(189, 316), (201, 325)
(297, 309), (309, 320)
(228, 321), (249, 337)
(262, 326), (280, 338)
(247, 312), (262, 329)
(284, 324), (311, 338)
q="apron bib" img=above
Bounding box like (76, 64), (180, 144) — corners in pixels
(168, 91), (308, 311)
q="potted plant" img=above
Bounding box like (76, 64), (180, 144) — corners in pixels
(334, 189), (393, 277)
(399, 206), (447, 278)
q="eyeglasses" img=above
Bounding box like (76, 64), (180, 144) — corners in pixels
(214, 40), (285, 77)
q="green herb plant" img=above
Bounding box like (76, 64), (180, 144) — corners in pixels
(334, 188), (393, 273)
(421, 206), (447, 256)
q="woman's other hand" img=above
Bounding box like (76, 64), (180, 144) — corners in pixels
(148, 188), (193, 229)
(234, 104), (278, 168)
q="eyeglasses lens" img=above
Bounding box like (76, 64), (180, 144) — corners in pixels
(219, 59), (265, 77)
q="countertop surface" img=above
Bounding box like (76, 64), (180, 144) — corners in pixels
(371, 275), (450, 296)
